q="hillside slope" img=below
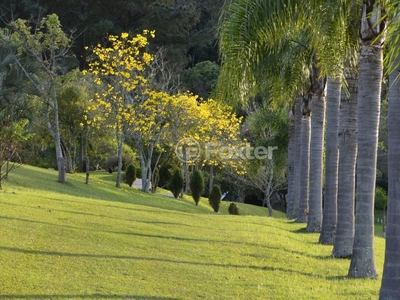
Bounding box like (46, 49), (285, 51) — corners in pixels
(0, 165), (384, 299)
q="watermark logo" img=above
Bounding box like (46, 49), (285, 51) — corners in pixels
(175, 138), (277, 163)
(175, 137), (201, 163)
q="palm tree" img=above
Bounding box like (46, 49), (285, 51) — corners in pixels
(296, 97), (311, 223)
(348, 0), (386, 279)
(379, 54), (400, 297)
(380, 3), (400, 296)
(332, 72), (358, 257)
(319, 75), (341, 243)
(218, 1), (328, 228)
(286, 105), (295, 217)
(306, 66), (326, 231)
(287, 97), (303, 219)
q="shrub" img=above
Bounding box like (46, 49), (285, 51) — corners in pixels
(168, 169), (184, 199)
(375, 186), (388, 210)
(190, 169), (204, 206)
(228, 202), (240, 215)
(209, 184), (222, 212)
(125, 164), (136, 187)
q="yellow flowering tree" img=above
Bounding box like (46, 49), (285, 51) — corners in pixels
(85, 30), (155, 187)
(170, 97), (243, 194)
(199, 100), (243, 192)
(125, 90), (178, 192)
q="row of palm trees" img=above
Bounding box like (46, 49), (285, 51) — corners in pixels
(217, 0), (400, 298)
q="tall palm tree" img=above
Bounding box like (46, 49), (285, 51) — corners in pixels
(319, 75), (341, 243)
(348, 0), (386, 279)
(379, 54), (400, 297)
(380, 3), (400, 296)
(306, 66), (326, 231)
(218, 1), (327, 228)
(286, 105), (296, 218)
(287, 97), (303, 219)
(332, 71), (358, 257)
(296, 97), (311, 223)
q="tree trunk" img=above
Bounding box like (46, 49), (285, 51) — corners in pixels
(85, 138), (90, 184)
(306, 92), (325, 232)
(138, 143), (153, 193)
(296, 98), (310, 223)
(379, 47), (400, 298)
(209, 164), (214, 196)
(264, 193), (273, 217)
(348, 43), (382, 279)
(78, 133), (84, 173)
(61, 136), (73, 173)
(286, 105), (296, 219)
(183, 146), (190, 194)
(115, 126), (124, 188)
(332, 72), (358, 258)
(290, 96), (303, 219)
(319, 75), (341, 244)
(49, 83), (66, 183)
(140, 159), (152, 192)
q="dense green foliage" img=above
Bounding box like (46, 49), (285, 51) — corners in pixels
(0, 0), (224, 69)
(209, 184), (222, 212)
(228, 202), (240, 215)
(125, 164), (136, 187)
(169, 169), (184, 199)
(190, 169), (205, 206)
(375, 186), (388, 210)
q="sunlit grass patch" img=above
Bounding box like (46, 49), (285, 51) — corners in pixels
(0, 165), (384, 299)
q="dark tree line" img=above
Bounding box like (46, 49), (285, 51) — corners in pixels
(0, 0), (224, 70)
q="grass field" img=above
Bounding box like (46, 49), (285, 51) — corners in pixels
(0, 165), (385, 299)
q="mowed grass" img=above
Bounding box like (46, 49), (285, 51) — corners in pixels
(0, 165), (385, 299)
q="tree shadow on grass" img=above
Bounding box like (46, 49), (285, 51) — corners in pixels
(0, 215), (274, 249)
(291, 227), (308, 234)
(0, 245), (322, 278)
(0, 295), (178, 299)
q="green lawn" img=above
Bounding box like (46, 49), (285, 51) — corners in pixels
(0, 165), (385, 299)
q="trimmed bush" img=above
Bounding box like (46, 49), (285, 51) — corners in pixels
(190, 169), (204, 206)
(209, 184), (222, 212)
(228, 202), (240, 215)
(125, 164), (136, 187)
(169, 169), (184, 198)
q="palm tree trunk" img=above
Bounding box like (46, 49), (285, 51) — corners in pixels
(306, 92), (326, 232)
(379, 49), (400, 298)
(320, 75), (341, 243)
(348, 44), (382, 279)
(296, 98), (310, 223)
(289, 97), (302, 219)
(286, 105), (296, 219)
(332, 72), (358, 258)
(348, 1), (386, 278)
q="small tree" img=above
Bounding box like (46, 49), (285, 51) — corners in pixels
(169, 169), (184, 199)
(125, 164), (136, 187)
(209, 184), (222, 213)
(228, 202), (240, 215)
(190, 169), (204, 206)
